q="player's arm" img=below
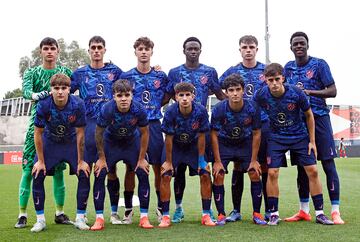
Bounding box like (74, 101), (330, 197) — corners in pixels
(22, 69), (50, 101)
(305, 83), (337, 98)
(162, 92), (174, 106)
(210, 129), (224, 177)
(93, 125), (108, 177)
(197, 132), (210, 173)
(213, 89), (227, 101)
(76, 126), (90, 177)
(161, 134), (174, 175)
(32, 126), (46, 178)
(135, 125), (150, 174)
(304, 108), (317, 158)
(248, 129), (261, 176)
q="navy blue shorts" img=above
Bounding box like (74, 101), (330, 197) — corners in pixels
(104, 136), (143, 173)
(147, 120), (164, 165)
(34, 137), (77, 176)
(315, 115), (337, 161)
(258, 121), (270, 164)
(161, 142), (208, 176)
(267, 137), (316, 168)
(84, 118), (98, 164)
(218, 139), (252, 173)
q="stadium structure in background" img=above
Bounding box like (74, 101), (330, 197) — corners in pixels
(0, 97), (359, 165)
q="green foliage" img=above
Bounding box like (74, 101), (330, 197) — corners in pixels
(4, 88), (22, 99)
(18, 38), (90, 78)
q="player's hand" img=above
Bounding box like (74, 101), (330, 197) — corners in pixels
(32, 161), (46, 178)
(161, 160), (173, 176)
(32, 91), (50, 101)
(212, 161), (225, 177)
(77, 160), (90, 177)
(135, 158), (150, 175)
(153, 64), (162, 72)
(94, 158), (108, 177)
(248, 160), (261, 176)
(308, 142), (317, 160)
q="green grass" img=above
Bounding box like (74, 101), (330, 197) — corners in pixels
(1, 158), (359, 241)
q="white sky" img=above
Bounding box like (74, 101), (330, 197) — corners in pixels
(1, 0), (359, 105)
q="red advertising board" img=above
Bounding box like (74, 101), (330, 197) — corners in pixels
(3, 151), (23, 165)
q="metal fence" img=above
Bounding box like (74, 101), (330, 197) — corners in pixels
(0, 97), (32, 116)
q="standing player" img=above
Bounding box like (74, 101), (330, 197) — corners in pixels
(211, 74), (266, 226)
(15, 37), (72, 228)
(284, 31), (344, 224)
(70, 36), (123, 229)
(165, 37), (225, 223)
(30, 74), (86, 232)
(218, 35), (270, 222)
(338, 138), (347, 158)
(95, 80), (153, 229)
(254, 63), (333, 226)
(119, 37), (168, 223)
(158, 82), (216, 228)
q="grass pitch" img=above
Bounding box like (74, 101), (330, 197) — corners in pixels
(0, 158), (359, 241)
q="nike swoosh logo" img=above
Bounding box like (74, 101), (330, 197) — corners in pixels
(216, 194), (221, 202)
(95, 191), (100, 200)
(330, 182), (335, 191)
(144, 190), (149, 198)
(35, 197), (40, 205)
(257, 193), (262, 198)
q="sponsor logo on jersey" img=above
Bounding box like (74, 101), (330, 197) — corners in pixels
(56, 125), (66, 135)
(277, 113), (286, 124)
(118, 128), (127, 135)
(232, 127), (241, 137)
(296, 82), (304, 89)
(96, 84), (105, 96)
(142, 91), (151, 104)
(245, 84), (254, 96)
(179, 133), (189, 141)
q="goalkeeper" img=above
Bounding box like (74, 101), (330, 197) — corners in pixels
(15, 37), (72, 228)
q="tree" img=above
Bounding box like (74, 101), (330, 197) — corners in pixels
(4, 88), (23, 99)
(18, 38), (90, 78)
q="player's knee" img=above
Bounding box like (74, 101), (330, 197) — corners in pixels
(200, 171), (211, 183)
(248, 170), (260, 181)
(268, 168), (279, 180)
(213, 172), (224, 185)
(161, 172), (172, 183)
(305, 165), (319, 180)
(107, 171), (118, 180)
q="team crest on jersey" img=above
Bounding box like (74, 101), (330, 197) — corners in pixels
(306, 70), (314, 79)
(200, 75), (208, 84)
(68, 115), (76, 123)
(259, 74), (265, 81)
(244, 117), (252, 125)
(154, 80), (161, 89)
(108, 73), (115, 81)
(129, 118), (138, 126)
(192, 121), (200, 130)
(287, 103), (296, 111)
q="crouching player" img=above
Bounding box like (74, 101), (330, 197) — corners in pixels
(158, 82), (215, 228)
(211, 74), (267, 226)
(31, 74), (86, 232)
(94, 79), (153, 230)
(253, 63), (333, 225)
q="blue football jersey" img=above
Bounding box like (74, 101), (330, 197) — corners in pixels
(161, 102), (209, 145)
(219, 62), (268, 121)
(211, 99), (261, 144)
(70, 63), (123, 120)
(120, 68), (168, 120)
(35, 95), (86, 143)
(284, 56), (335, 116)
(253, 84), (311, 140)
(167, 64), (221, 106)
(97, 100), (148, 141)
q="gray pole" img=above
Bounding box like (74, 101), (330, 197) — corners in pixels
(265, 0), (270, 64)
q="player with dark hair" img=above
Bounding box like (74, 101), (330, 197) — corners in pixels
(15, 37), (73, 228)
(95, 79), (154, 229)
(71, 35), (123, 230)
(211, 73), (267, 225)
(158, 82), (216, 228)
(254, 63), (333, 226)
(219, 35), (270, 222)
(119, 37), (168, 224)
(164, 36), (226, 223)
(30, 74), (86, 232)
(338, 138), (347, 158)
(284, 31), (344, 224)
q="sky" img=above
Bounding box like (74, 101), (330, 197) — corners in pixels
(1, 0), (359, 105)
